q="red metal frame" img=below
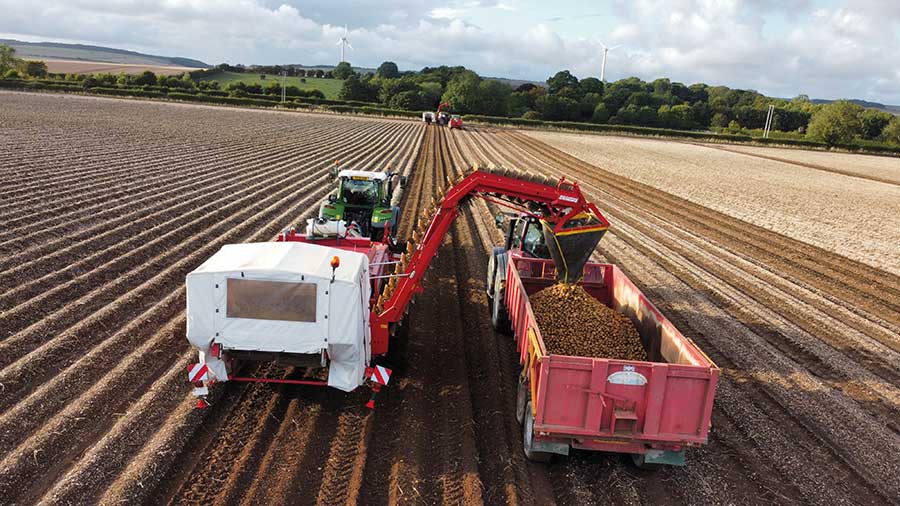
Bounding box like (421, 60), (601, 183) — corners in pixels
(374, 171), (610, 325)
(229, 376), (329, 386)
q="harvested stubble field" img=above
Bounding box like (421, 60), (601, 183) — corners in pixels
(1, 90), (898, 506)
(525, 130), (900, 276)
(709, 142), (900, 185)
(40, 59), (198, 76)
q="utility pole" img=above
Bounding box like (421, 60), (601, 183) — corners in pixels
(763, 104), (775, 138)
(281, 71), (287, 103)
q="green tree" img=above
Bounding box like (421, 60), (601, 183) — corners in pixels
(388, 90), (424, 110)
(378, 77), (417, 105)
(556, 86), (582, 101)
(477, 79), (512, 116)
(859, 109), (892, 140)
(591, 103), (610, 123)
(0, 44), (23, 74)
(806, 100), (863, 145)
(652, 78), (672, 95)
(339, 73), (378, 102)
(418, 81), (443, 108)
(133, 71), (157, 86)
(726, 120), (743, 134)
(547, 70), (578, 94)
(710, 112), (729, 129)
(658, 104), (695, 129)
(508, 93), (531, 117)
(578, 77), (604, 96)
(690, 101), (712, 127)
(22, 60), (48, 78)
(441, 70), (482, 114)
(333, 62), (353, 79)
(535, 95), (579, 121)
(579, 92), (602, 120)
(376, 61), (400, 79)
(881, 116), (900, 146)
(3, 69), (20, 79)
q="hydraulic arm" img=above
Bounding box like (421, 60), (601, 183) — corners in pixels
(374, 167), (609, 324)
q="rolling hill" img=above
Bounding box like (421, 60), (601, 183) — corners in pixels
(2, 39), (208, 68)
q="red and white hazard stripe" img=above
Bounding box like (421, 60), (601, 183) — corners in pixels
(187, 363), (209, 383)
(369, 365), (392, 386)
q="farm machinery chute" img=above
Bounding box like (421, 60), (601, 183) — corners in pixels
(185, 167), (609, 407)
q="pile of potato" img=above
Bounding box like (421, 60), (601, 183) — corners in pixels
(530, 283), (647, 361)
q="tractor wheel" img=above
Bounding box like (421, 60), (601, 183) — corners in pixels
(491, 283), (511, 334)
(523, 402), (552, 462)
(515, 377), (529, 425)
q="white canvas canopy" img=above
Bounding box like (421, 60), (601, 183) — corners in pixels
(186, 242), (371, 392)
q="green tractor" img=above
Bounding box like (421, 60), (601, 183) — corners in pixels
(319, 167), (407, 240)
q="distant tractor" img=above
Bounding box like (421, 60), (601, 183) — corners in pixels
(449, 115), (463, 130)
(436, 102), (451, 126)
(318, 164), (406, 240)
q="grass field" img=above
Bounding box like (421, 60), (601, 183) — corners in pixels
(194, 71), (343, 99)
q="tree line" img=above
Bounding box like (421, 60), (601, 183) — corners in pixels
(191, 63), (341, 79)
(3, 39), (897, 148)
(337, 61), (900, 147)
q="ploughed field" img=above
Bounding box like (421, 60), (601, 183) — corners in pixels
(1, 91), (898, 506)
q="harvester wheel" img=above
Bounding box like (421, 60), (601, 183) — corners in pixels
(515, 377), (529, 425)
(523, 402), (552, 462)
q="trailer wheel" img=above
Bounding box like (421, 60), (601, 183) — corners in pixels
(631, 453), (663, 471)
(515, 377), (528, 425)
(523, 402), (552, 462)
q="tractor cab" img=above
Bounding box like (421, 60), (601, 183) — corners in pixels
(505, 215), (551, 259)
(487, 210), (606, 329)
(319, 169), (404, 240)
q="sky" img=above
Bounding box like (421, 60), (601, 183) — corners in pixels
(2, 0), (900, 103)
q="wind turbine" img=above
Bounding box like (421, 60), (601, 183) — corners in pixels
(599, 42), (621, 82)
(336, 25), (353, 63)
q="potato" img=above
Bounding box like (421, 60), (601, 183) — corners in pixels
(530, 283), (647, 361)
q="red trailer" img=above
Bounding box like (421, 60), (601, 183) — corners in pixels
(505, 255), (719, 466)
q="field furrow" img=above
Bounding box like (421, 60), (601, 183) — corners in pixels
(2, 91), (896, 506)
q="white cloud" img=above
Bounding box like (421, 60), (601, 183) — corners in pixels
(429, 7), (462, 19)
(0, 0), (898, 103)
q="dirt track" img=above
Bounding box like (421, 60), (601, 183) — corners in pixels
(1, 92), (898, 505)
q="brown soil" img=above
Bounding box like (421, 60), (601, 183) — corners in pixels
(2, 91), (898, 506)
